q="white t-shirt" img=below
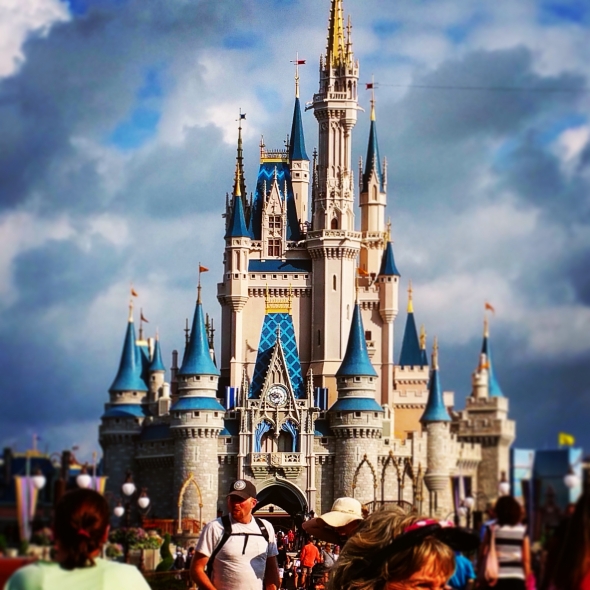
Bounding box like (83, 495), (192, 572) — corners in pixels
(196, 515), (278, 590)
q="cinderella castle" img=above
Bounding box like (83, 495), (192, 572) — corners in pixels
(99, 0), (515, 526)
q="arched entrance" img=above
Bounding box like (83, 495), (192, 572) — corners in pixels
(253, 478), (308, 530)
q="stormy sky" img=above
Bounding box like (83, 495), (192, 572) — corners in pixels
(1, 0), (589, 462)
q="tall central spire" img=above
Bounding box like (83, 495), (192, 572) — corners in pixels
(327, 0), (346, 66)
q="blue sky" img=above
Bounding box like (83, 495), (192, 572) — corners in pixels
(1, 0), (590, 461)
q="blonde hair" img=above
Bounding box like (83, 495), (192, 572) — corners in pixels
(328, 506), (455, 590)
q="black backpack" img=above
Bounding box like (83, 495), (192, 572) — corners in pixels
(205, 514), (270, 578)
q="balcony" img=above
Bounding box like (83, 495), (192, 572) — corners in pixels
(248, 452), (303, 479)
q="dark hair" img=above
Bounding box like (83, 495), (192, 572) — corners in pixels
(53, 488), (110, 570)
(494, 496), (522, 526)
(551, 492), (590, 589)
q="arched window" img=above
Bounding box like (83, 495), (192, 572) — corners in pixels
(372, 185), (377, 201)
(235, 251), (240, 271)
(331, 218), (339, 230)
(333, 275), (337, 291)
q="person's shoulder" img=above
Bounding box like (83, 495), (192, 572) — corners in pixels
(5, 562), (48, 589)
(97, 559), (151, 588)
(256, 517), (275, 534)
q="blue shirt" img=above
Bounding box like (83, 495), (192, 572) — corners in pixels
(448, 553), (475, 590)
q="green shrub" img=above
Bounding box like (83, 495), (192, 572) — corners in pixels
(155, 533), (173, 572)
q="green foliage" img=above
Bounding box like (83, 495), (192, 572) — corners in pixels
(18, 540), (29, 556)
(109, 527), (163, 550)
(155, 533), (173, 572)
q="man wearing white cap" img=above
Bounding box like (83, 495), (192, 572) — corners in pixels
(302, 497), (365, 545)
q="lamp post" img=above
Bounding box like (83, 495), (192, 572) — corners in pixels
(498, 471), (511, 496)
(118, 473), (151, 564)
(462, 495), (475, 528)
(18, 451), (47, 543)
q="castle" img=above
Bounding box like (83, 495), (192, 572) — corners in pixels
(99, 0), (515, 526)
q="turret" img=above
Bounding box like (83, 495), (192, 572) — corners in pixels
(148, 333), (166, 403)
(420, 338), (452, 517)
(171, 287), (224, 524)
(398, 282), (423, 367)
(359, 100), (387, 275)
(289, 64), (310, 225)
(481, 316), (503, 397)
(329, 303), (383, 501)
(99, 303), (148, 497)
(377, 240), (400, 403)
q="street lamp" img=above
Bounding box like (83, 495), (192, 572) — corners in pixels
(76, 465), (92, 489)
(113, 502), (125, 518)
(31, 469), (46, 491)
(498, 472), (510, 496)
(564, 466), (580, 490)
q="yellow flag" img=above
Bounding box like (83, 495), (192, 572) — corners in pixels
(558, 432), (575, 446)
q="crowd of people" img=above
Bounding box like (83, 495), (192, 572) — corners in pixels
(4, 481), (590, 590)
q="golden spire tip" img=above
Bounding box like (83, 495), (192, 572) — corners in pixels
(407, 280), (414, 313)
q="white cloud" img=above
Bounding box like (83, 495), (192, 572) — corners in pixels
(0, 0), (69, 77)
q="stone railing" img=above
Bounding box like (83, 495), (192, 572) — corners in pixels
(307, 230), (362, 240)
(250, 452), (302, 467)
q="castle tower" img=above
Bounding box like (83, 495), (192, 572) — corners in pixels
(329, 303), (383, 503)
(377, 241), (400, 403)
(456, 316), (515, 510)
(99, 303), (148, 495)
(148, 334), (166, 402)
(420, 338), (452, 518)
(359, 100), (387, 275)
(289, 66), (310, 225)
(170, 287), (225, 525)
(307, 0), (361, 397)
(311, 0), (359, 231)
(221, 166), (251, 386)
(392, 284), (430, 439)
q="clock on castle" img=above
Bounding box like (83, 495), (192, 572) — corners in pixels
(99, 0), (515, 531)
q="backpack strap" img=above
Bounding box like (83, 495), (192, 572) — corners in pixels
(254, 518), (270, 543)
(206, 514), (233, 578)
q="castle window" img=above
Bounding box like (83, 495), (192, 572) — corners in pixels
(268, 239), (281, 256)
(193, 412), (200, 417)
(294, 275), (299, 279)
(332, 275), (337, 291)
(214, 412), (219, 417)
(269, 215), (282, 231)
(321, 438), (328, 444)
(354, 412), (361, 418)
(272, 274), (278, 279)
(225, 438), (232, 444)
(283, 274), (288, 279)
(372, 185), (377, 201)
(365, 330), (372, 340)
(336, 413), (342, 418)
(262, 274), (267, 279)
(384, 438), (390, 445)
(251, 274), (256, 279)
(354, 376), (361, 382)
(374, 413), (378, 418)
(331, 218), (339, 230)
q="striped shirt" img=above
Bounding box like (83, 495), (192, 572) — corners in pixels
(494, 524), (526, 579)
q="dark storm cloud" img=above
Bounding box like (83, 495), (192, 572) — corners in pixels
(0, 0), (244, 214)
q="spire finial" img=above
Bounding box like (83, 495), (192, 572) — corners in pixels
(386, 218), (392, 242)
(233, 109), (246, 197)
(420, 325), (426, 350)
(327, 0), (346, 66)
(432, 336), (439, 370)
(234, 161), (242, 198)
(484, 315), (489, 338)
(407, 280), (414, 313)
(290, 53), (306, 98)
(128, 299), (134, 322)
(370, 74), (376, 121)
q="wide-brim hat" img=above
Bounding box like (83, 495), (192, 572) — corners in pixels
(302, 497), (364, 542)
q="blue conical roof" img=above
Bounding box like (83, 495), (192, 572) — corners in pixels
(178, 297), (220, 376)
(149, 337), (165, 372)
(225, 194), (250, 238)
(109, 317), (148, 393)
(379, 242), (400, 276)
(482, 331), (503, 397)
(421, 348), (451, 423)
(361, 118), (384, 193)
(399, 311), (423, 366)
(336, 304), (377, 377)
(289, 97), (308, 162)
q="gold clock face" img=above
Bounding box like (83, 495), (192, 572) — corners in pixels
(267, 384), (288, 407)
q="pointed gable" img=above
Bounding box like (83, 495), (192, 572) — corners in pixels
(336, 304), (377, 377)
(249, 313), (305, 399)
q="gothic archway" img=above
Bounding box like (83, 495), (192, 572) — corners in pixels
(253, 478), (308, 523)
(352, 454), (377, 504)
(176, 472), (203, 533)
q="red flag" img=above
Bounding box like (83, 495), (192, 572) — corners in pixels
(296, 60), (306, 65)
(485, 302), (495, 313)
(140, 310), (149, 323)
(130, 287), (139, 297)
(366, 83), (374, 89)
(199, 265), (209, 273)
